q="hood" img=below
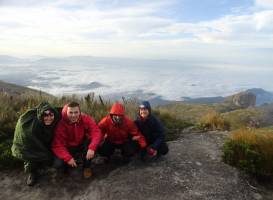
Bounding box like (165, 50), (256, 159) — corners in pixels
(139, 101), (151, 114)
(37, 101), (60, 126)
(110, 102), (125, 116)
(61, 104), (69, 122)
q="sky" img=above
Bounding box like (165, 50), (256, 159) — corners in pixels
(0, 0), (273, 68)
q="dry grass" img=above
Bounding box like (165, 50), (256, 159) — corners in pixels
(223, 128), (273, 179)
(199, 111), (229, 131)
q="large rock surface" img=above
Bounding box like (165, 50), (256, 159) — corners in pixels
(0, 131), (272, 200)
(227, 92), (256, 108)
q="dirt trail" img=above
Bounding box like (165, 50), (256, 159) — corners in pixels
(0, 131), (272, 200)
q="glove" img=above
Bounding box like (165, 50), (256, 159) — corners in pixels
(147, 147), (156, 156)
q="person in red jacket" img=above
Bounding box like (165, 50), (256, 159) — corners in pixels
(52, 102), (102, 178)
(98, 102), (146, 162)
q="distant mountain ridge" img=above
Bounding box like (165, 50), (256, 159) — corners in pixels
(181, 96), (225, 104)
(181, 88), (273, 106)
(245, 88), (273, 105)
(0, 55), (184, 69)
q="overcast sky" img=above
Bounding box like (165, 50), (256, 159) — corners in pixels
(0, 0), (273, 67)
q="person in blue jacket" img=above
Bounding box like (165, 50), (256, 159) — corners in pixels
(134, 101), (168, 159)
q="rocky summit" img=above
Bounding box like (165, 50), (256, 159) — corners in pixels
(0, 131), (272, 200)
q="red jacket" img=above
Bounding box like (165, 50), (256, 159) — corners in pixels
(98, 102), (146, 148)
(52, 104), (102, 162)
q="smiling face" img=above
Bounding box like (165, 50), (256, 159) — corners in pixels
(67, 106), (80, 123)
(139, 108), (149, 119)
(43, 110), (55, 126)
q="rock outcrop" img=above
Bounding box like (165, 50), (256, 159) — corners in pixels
(226, 91), (256, 108)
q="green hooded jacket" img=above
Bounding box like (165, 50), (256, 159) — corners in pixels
(11, 102), (60, 162)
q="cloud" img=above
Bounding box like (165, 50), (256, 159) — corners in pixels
(205, 11), (273, 48)
(0, 1), (173, 49)
(0, 0), (54, 7)
(255, 0), (273, 9)
(254, 10), (273, 32)
(0, 0), (272, 68)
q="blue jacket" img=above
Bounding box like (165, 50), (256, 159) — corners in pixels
(134, 114), (165, 149)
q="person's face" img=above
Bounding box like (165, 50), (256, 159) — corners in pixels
(111, 114), (123, 124)
(67, 106), (80, 123)
(139, 108), (149, 119)
(43, 110), (55, 126)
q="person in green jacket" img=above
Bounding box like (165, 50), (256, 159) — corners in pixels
(11, 102), (60, 186)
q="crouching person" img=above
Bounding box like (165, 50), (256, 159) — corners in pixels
(52, 102), (102, 178)
(98, 102), (146, 163)
(11, 102), (60, 186)
(135, 101), (169, 160)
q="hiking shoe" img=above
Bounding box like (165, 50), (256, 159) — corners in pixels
(83, 168), (92, 179)
(26, 172), (37, 186)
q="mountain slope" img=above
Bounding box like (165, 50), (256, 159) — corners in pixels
(0, 80), (53, 97)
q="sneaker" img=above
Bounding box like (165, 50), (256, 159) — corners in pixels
(26, 172), (37, 186)
(83, 168), (92, 179)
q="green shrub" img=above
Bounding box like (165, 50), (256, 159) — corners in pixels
(223, 128), (273, 179)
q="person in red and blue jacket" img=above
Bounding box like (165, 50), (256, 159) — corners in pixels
(98, 102), (147, 162)
(134, 101), (169, 159)
(52, 102), (102, 178)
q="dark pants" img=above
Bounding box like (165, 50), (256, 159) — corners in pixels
(53, 139), (91, 169)
(98, 140), (138, 158)
(141, 142), (169, 157)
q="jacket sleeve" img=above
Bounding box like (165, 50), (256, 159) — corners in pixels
(85, 116), (102, 151)
(51, 122), (72, 163)
(150, 116), (165, 149)
(98, 117), (108, 137)
(127, 119), (147, 148)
